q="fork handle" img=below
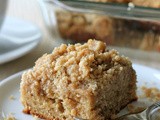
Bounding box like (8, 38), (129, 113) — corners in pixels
(146, 101), (160, 120)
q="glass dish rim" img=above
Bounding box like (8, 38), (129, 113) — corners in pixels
(43, 0), (160, 22)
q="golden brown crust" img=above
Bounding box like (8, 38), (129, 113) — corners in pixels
(23, 98), (137, 120)
(23, 109), (59, 120)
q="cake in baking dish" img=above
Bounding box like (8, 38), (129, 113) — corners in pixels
(56, 0), (160, 52)
(20, 40), (137, 120)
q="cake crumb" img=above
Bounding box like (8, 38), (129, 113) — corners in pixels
(127, 104), (145, 113)
(9, 95), (15, 100)
(111, 114), (117, 119)
(34, 115), (41, 120)
(127, 104), (135, 113)
(128, 2), (135, 8)
(134, 107), (146, 113)
(141, 86), (160, 102)
(71, 109), (77, 116)
(4, 113), (16, 120)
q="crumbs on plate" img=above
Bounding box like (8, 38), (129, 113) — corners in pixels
(34, 115), (41, 120)
(141, 86), (160, 102)
(4, 113), (16, 120)
(127, 104), (145, 113)
(9, 95), (16, 100)
(124, 86), (160, 115)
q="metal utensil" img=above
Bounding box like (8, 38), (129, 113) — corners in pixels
(74, 101), (160, 120)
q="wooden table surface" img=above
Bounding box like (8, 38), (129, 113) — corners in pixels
(0, 0), (160, 80)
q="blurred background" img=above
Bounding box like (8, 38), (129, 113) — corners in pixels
(0, 0), (160, 80)
(0, 0), (55, 79)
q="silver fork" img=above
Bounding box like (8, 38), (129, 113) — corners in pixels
(74, 101), (160, 120)
(0, 110), (6, 119)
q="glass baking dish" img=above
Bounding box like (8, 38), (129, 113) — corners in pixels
(38, 0), (160, 66)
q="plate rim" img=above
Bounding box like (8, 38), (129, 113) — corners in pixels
(0, 63), (160, 87)
(0, 16), (42, 65)
(0, 69), (27, 87)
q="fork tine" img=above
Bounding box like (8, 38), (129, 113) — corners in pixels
(146, 101), (160, 120)
(2, 110), (6, 118)
(156, 101), (160, 105)
(154, 101), (160, 107)
(74, 117), (87, 120)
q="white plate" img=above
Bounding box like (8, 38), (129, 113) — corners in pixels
(0, 64), (160, 119)
(0, 16), (42, 65)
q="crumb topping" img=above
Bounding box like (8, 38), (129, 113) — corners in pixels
(27, 40), (132, 98)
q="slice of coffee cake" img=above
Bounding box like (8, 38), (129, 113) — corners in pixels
(20, 40), (137, 120)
